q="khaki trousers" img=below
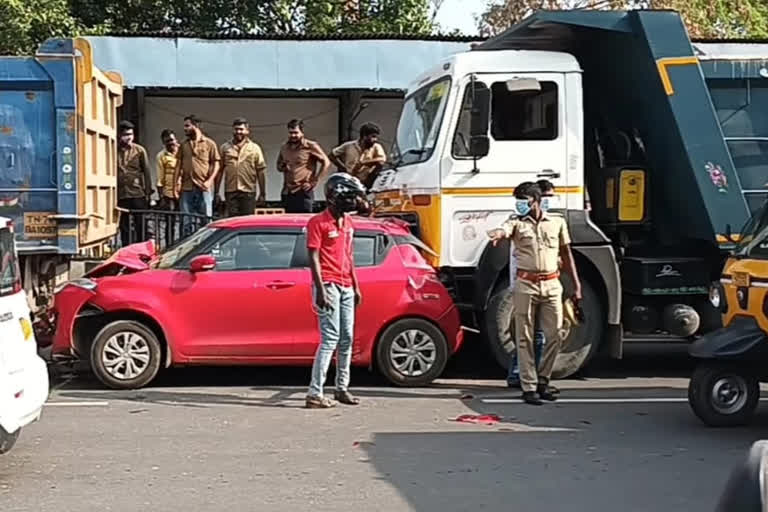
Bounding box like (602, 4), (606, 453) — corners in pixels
(513, 279), (564, 393)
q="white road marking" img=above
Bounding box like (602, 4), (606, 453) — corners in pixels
(45, 401), (109, 407)
(482, 397), (768, 404)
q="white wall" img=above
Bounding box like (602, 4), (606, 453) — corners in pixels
(141, 96), (339, 201)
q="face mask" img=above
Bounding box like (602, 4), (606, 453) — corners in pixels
(515, 199), (531, 217)
(541, 196), (561, 212)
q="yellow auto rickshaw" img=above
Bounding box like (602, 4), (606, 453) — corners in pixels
(688, 203), (768, 427)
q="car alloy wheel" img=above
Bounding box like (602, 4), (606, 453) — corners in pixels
(389, 329), (437, 377)
(101, 331), (151, 381)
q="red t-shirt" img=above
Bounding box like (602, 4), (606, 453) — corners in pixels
(306, 209), (354, 287)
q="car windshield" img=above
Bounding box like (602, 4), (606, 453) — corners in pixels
(0, 227), (20, 297)
(391, 77), (451, 167)
(152, 227), (219, 270)
(734, 199), (768, 257)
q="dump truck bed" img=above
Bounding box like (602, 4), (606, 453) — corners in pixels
(475, 10), (763, 247)
(0, 38), (122, 256)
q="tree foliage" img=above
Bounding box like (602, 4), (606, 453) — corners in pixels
(477, 0), (768, 38)
(0, 0), (84, 55)
(0, 0), (437, 56)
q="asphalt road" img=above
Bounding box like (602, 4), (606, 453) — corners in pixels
(2, 344), (764, 512)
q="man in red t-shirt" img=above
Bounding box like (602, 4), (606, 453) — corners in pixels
(305, 173), (367, 409)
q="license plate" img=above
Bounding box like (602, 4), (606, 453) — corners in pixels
(734, 272), (751, 287)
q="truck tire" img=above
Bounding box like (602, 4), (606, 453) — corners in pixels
(688, 362), (759, 427)
(90, 320), (162, 390)
(376, 318), (449, 387)
(484, 278), (603, 379)
(0, 426), (19, 455)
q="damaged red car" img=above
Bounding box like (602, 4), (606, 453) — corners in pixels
(51, 215), (463, 389)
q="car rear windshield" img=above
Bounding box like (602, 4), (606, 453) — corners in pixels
(153, 227), (219, 270)
(0, 228), (20, 297)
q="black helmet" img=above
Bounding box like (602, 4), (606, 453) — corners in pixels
(324, 173), (366, 213)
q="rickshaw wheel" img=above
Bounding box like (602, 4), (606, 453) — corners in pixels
(688, 361), (760, 427)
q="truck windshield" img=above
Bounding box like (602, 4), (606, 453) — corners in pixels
(392, 77), (451, 167)
(0, 228), (20, 297)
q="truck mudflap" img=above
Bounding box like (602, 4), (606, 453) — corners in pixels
(689, 317), (768, 359)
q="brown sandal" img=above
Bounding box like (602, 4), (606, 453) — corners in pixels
(334, 390), (360, 406)
(306, 395), (336, 409)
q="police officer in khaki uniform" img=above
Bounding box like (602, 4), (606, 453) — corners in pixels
(488, 182), (582, 405)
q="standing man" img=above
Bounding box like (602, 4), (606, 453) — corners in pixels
(217, 118), (267, 217)
(277, 119), (330, 213)
(488, 183), (582, 405)
(305, 173), (366, 409)
(329, 122), (387, 190)
(156, 129), (179, 211)
(117, 121), (153, 247)
(173, 115), (220, 228)
(507, 179), (561, 389)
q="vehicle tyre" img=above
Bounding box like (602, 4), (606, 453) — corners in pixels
(376, 318), (449, 387)
(484, 277), (603, 379)
(90, 320), (162, 390)
(688, 362), (759, 427)
(0, 426), (19, 455)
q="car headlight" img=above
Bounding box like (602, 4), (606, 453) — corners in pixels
(709, 284), (722, 309)
(55, 278), (98, 294)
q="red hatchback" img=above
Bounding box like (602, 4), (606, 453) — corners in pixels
(51, 215), (463, 389)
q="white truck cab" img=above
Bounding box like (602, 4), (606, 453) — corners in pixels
(372, 49), (586, 268)
(371, 47), (620, 378)
(0, 216), (49, 454)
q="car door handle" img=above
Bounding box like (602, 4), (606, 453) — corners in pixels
(266, 281), (296, 290)
(537, 169), (561, 179)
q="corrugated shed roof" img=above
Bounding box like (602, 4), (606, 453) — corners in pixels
(101, 31), (484, 42)
(85, 36), (472, 89)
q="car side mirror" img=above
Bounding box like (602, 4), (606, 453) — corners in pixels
(470, 135), (490, 158)
(189, 254), (216, 273)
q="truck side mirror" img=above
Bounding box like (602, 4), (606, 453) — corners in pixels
(470, 83), (490, 138)
(470, 135), (490, 158)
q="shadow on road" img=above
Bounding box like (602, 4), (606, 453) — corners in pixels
(357, 406), (767, 512)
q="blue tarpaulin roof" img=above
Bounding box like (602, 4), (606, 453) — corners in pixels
(84, 36), (474, 90)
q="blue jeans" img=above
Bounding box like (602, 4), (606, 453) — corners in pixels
(507, 330), (545, 385)
(180, 188), (213, 235)
(308, 283), (355, 398)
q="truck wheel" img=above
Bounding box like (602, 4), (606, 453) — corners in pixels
(0, 426), (19, 455)
(688, 362), (759, 427)
(376, 318), (449, 387)
(484, 278), (603, 379)
(90, 320), (162, 390)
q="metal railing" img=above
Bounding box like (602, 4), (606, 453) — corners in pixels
(114, 209), (212, 252)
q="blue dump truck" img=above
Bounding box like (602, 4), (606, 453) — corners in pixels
(371, 10), (768, 375)
(0, 38), (122, 337)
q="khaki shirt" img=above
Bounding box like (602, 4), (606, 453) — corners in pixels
(117, 143), (151, 200)
(331, 140), (386, 183)
(277, 138), (327, 193)
(177, 136), (220, 192)
(501, 213), (571, 275)
(155, 149), (178, 199)
(220, 139), (267, 194)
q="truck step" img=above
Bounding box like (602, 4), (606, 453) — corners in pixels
(623, 333), (694, 343)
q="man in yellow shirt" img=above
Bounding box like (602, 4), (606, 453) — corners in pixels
(329, 123), (387, 189)
(217, 118), (267, 217)
(155, 129), (179, 211)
